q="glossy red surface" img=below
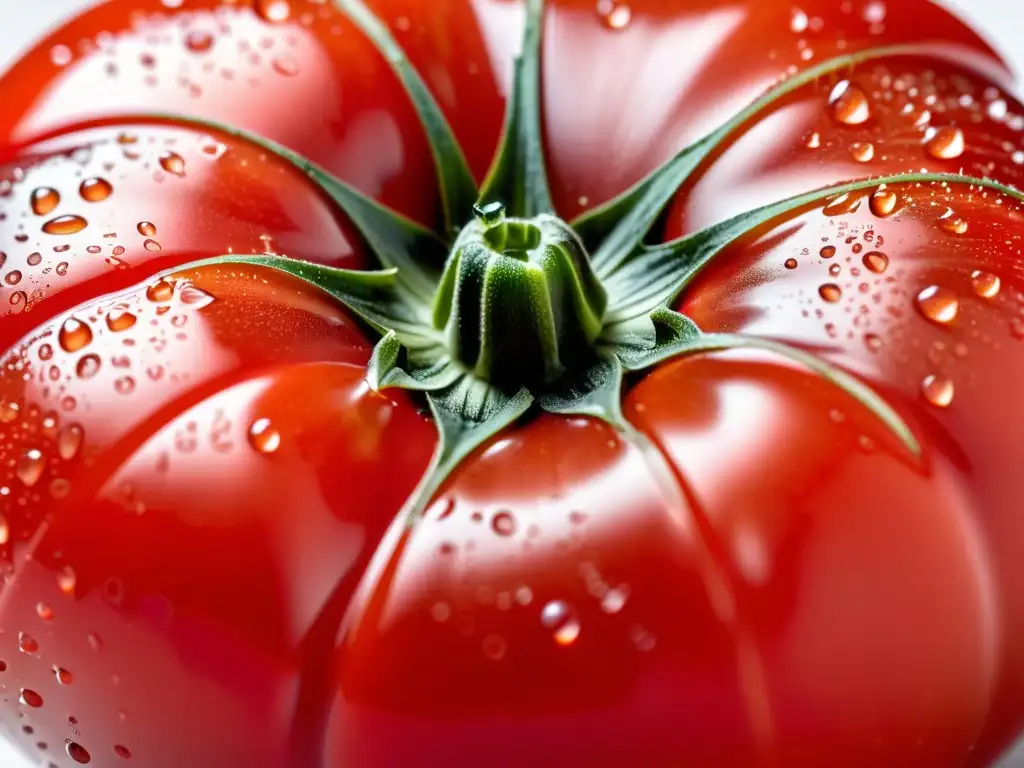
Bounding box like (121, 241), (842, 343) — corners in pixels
(0, 1), (1022, 766)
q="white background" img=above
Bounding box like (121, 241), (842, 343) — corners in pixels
(0, 0), (1022, 766)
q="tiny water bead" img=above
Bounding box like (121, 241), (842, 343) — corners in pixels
(185, 29), (215, 54)
(596, 0), (632, 30)
(76, 354), (102, 379)
(540, 601), (581, 646)
(272, 55), (300, 77)
(829, 264), (841, 276)
(106, 309), (138, 332)
(940, 210), (969, 235)
(865, 333), (883, 351)
(869, 188), (898, 217)
(829, 80), (871, 125)
(79, 177), (113, 202)
(255, 0), (291, 23)
(19, 689), (43, 708)
(114, 744), (132, 759)
(18, 632), (39, 654)
(58, 566), (77, 595)
(862, 251), (889, 274)
(137, 221), (156, 237)
(16, 449), (45, 488)
(146, 278), (175, 302)
(36, 602), (53, 620)
(820, 245), (836, 259)
(5, 270), (22, 285)
(248, 418), (281, 454)
(819, 283), (842, 303)
(66, 741), (91, 763)
(972, 270), (1001, 298)
(43, 215), (88, 235)
(784, 258), (798, 269)
(159, 151), (186, 177)
(54, 666), (74, 685)
(916, 285), (959, 325)
(924, 126), (966, 160)
(491, 511), (516, 536)
(31, 187), (61, 216)
(921, 374), (955, 408)
(143, 239), (162, 252)
(60, 317), (94, 352)
(806, 132), (821, 149)
(58, 425), (84, 460)
(850, 142), (874, 162)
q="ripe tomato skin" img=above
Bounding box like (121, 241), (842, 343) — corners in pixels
(0, 0), (438, 224)
(330, 371), (993, 768)
(672, 181), (1024, 763)
(0, 122), (364, 352)
(0, 263), (435, 767)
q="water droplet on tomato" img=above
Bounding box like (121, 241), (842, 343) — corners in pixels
(862, 251), (888, 273)
(75, 354), (101, 379)
(596, 0), (631, 29)
(66, 741), (91, 763)
(16, 449), (45, 487)
(272, 55), (299, 76)
(829, 81), (871, 125)
(925, 126), (965, 160)
(51, 44), (72, 67)
(850, 142), (874, 162)
(916, 285), (959, 325)
(819, 283), (842, 303)
(255, 0), (291, 23)
(5, 270), (22, 285)
(869, 188), (898, 217)
(248, 418), (280, 454)
(790, 8), (809, 33)
(541, 601), (580, 646)
(19, 688), (42, 707)
(971, 270), (1000, 298)
(864, 333), (882, 351)
(58, 424), (84, 460)
(59, 317), (93, 352)
(137, 221), (156, 237)
(43, 215), (88, 235)
(820, 245), (836, 259)
(921, 374), (954, 408)
(79, 178), (112, 202)
(784, 258), (798, 269)
(143, 239), (161, 252)
(159, 152), (186, 177)
(37, 602), (54, 620)
(114, 744), (131, 759)
(114, 376), (136, 395)
(31, 187), (60, 216)
(939, 209), (968, 235)
(19, 632), (39, 654)
(491, 511), (516, 536)
(185, 29), (215, 53)
(0, 515), (9, 545)
(146, 278), (175, 302)
(58, 566), (77, 595)
(600, 586), (629, 614)
(482, 634), (508, 660)
(805, 132), (821, 149)
(56, 261), (69, 276)
(54, 666), (73, 685)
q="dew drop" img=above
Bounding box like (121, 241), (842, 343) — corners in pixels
(16, 449), (45, 487)
(37, 601), (54, 620)
(916, 285), (959, 325)
(75, 354), (101, 379)
(540, 600), (580, 646)
(58, 424), (84, 460)
(146, 278), (175, 302)
(185, 29), (215, 53)
(819, 283), (842, 303)
(143, 239), (161, 252)
(829, 80), (871, 125)
(940, 209), (968, 235)
(18, 632), (39, 654)
(106, 309), (137, 332)
(159, 151), (186, 176)
(26, 252), (43, 266)
(59, 317), (93, 352)
(784, 258), (798, 269)
(491, 510), (516, 536)
(272, 55), (299, 76)
(66, 741), (91, 763)
(79, 177), (112, 202)
(114, 745), (131, 759)
(31, 187), (61, 216)
(255, 0), (291, 23)
(869, 188), (898, 217)
(5, 270), (22, 285)
(43, 215), (88, 235)
(596, 0), (632, 30)
(925, 126), (965, 160)
(137, 221), (156, 237)
(862, 251), (888, 274)
(248, 418), (281, 454)
(805, 131), (821, 149)
(114, 376), (136, 395)
(56, 261), (69, 276)
(828, 263), (841, 277)
(58, 566), (77, 595)
(921, 374), (954, 408)
(790, 8), (809, 33)
(600, 585), (630, 614)
(50, 44), (73, 67)
(54, 667), (74, 685)
(864, 333), (882, 351)
(850, 142), (874, 162)
(19, 688), (42, 707)
(971, 270), (1001, 298)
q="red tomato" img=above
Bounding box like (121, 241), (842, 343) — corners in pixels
(0, 1), (1022, 767)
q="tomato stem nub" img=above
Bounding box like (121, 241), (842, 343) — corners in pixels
(433, 211), (608, 390)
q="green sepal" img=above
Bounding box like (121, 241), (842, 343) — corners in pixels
(614, 315), (921, 457)
(605, 307), (701, 370)
(604, 172), (1024, 326)
(332, 0), (479, 239)
(538, 354), (628, 430)
(476, 0), (554, 218)
(573, 44), (923, 271)
(368, 331), (462, 391)
(145, 114), (448, 306)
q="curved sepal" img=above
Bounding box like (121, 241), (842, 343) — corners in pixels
(538, 354), (628, 430)
(143, 114), (447, 305)
(332, 0), (479, 238)
(603, 173), (1024, 325)
(368, 331), (462, 391)
(573, 44), (922, 271)
(605, 307), (701, 371)
(477, 0), (554, 218)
